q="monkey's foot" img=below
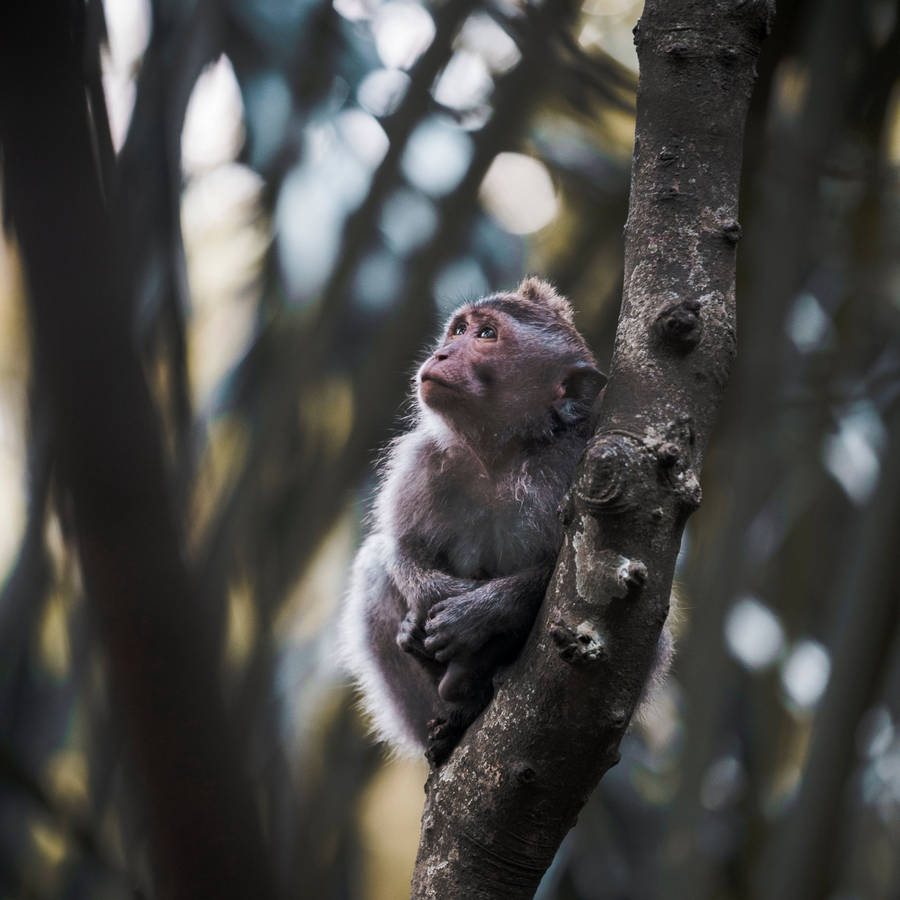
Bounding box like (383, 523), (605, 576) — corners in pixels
(425, 717), (463, 766)
(424, 698), (488, 766)
(438, 659), (486, 703)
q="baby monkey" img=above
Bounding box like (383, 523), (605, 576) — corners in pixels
(341, 278), (610, 764)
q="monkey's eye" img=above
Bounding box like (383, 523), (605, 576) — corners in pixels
(476, 325), (497, 340)
(451, 322), (467, 336)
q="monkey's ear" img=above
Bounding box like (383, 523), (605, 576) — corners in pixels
(518, 277), (575, 324)
(554, 362), (607, 425)
(561, 362), (606, 399)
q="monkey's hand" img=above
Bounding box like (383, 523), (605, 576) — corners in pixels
(423, 594), (481, 662)
(396, 575), (481, 661)
(391, 553), (484, 661)
(423, 569), (549, 663)
(423, 587), (502, 662)
(396, 609), (431, 661)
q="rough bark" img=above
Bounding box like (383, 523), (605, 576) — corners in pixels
(409, 2), (773, 898)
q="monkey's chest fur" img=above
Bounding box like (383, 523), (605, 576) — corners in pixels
(398, 437), (577, 579)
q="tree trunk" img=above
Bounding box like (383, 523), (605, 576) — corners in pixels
(410, 2), (774, 897)
(0, 5), (274, 898)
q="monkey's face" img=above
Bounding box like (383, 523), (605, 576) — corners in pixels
(417, 307), (581, 439)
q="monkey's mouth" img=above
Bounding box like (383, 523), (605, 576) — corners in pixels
(420, 373), (457, 391)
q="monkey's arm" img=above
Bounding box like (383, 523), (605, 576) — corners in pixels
(377, 435), (482, 614)
(388, 537), (484, 659)
(389, 540), (482, 611)
(422, 565), (551, 663)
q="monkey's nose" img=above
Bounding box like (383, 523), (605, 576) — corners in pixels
(434, 350), (449, 361)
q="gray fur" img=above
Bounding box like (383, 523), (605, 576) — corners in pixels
(339, 280), (671, 764)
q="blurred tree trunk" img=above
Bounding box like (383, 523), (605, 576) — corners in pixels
(410, 2), (773, 897)
(659, 0), (899, 895)
(0, 5), (274, 898)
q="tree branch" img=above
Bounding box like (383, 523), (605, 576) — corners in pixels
(410, 2), (773, 897)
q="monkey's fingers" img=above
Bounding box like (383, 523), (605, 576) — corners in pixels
(423, 630), (455, 659)
(424, 609), (450, 635)
(426, 598), (451, 620)
(397, 618), (433, 660)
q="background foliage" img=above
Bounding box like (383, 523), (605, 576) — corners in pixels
(0, 0), (898, 897)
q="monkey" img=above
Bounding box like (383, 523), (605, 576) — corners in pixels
(340, 277), (671, 765)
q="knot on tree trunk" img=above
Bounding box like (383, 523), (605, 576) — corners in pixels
(569, 433), (641, 514)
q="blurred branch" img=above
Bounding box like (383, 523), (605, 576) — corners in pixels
(0, 379), (53, 708)
(756, 406), (900, 900)
(848, 9), (900, 141)
(0, 4), (274, 897)
(553, 25), (636, 113)
(0, 740), (133, 892)
(84, 0), (117, 196)
(658, 1), (870, 895)
(410, 1), (771, 895)
(118, 0), (222, 503)
(752, 34), (900, 888)
(196, 0), (480, 606)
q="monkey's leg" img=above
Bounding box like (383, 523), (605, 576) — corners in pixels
(436, 627), (527, 705)
(344, 535), (449, 754)
(366, 593), (449, 752)
(425, 685), (491, 766)
(422, 570), (552, 763)
(425, 639), (517, 765)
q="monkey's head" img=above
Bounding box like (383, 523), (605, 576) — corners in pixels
(418, 278), (606, 444)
